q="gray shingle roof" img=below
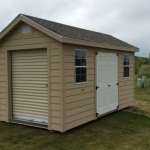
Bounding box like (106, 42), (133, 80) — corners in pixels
(23, 14), (138, 49)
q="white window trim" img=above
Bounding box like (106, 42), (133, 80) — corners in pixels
(123, 54), (130, 78)
(74, 49), (88, 84)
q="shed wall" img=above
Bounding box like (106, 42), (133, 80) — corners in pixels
(63, 45), (134, 131)
(63, 44), (96, 131)
(0, 23), (62, 131)
(49, 42), (63, 131)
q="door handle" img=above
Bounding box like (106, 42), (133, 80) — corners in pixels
(108, 85), (111, 86)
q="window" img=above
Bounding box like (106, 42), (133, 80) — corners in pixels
(21, 25), (31, 33)
(124, 54), (130, 77)
(75, 50), (87, 83)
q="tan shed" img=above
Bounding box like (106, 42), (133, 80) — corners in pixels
(0, 14), (139, 132)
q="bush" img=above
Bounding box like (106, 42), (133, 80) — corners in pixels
(136, 65), (150, 79)
(136, 66), (150, 87)
(135, 57), (145, 74)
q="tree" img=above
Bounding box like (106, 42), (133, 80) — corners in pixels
(135, 57), (145, 74)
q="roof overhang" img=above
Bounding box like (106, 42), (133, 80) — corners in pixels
(62, 38), (139, 52)
(0, 14), (139, 52)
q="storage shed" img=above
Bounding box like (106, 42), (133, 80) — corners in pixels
(0, 14), (139, 132)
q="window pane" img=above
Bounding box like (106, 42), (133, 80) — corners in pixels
(81, 75), (86, 82)
(76, 75), (80, 83)
(124, 55), (128, 60)
(81, 59), (86, 66)
(124, 61), (126, 65)
(81, 68), (86, 74)
(75, 50), (82, 58)
(75, 50), (87, 83)
(124, 67), (129, 77)
(124, 71), (129, 77)
(21, 25), (31, 33)
(126, 55), (130, 60)
(124, 67), (129, 72)
(124, 60), (129, 65)
(82, 51), (87, 58)
(75, 59), (81, 66)
(126, 60), (129, 65)
(76, 68), (81, 75)
(124, 54), (130, 60)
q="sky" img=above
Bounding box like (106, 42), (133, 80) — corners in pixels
(0, 0), (150, 57)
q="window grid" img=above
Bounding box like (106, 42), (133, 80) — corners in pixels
(124, 54), (130, 77)
(75, 50), (87, 83)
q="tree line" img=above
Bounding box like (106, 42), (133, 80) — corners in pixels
(135, 56), (150, 74)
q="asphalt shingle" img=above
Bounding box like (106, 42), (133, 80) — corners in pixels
(23, 14), (138, 49)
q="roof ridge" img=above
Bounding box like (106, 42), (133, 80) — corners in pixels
(22, 14), (111, 37)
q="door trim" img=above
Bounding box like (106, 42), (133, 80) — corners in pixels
(6, 44), (50, 129)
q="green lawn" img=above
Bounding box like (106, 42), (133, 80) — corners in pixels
(135, 64), (150, 102)
(0, 111), (150, 150)
(135, 87), (150, 102)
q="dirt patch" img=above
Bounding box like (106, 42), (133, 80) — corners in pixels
(124, 100), (150, 117)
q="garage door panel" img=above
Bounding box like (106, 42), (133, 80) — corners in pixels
(12, 68), (47, 72)
(13, 113), (48, 120)
(13, 111), (47, 118)
(12, 59), (47, 63)
(12, 52), (47, 57)
(12, 71), (47, 75)
(12, 78), (47, 82)
(13, 106), (48, 113)
(12, 80), (47, 85)
(12, 49), (48, 125)
(13, 95), (48, 100)
(13, 92), (48, 97)
(13, 101), (48, 106)
(12, 74), (47, 78)
(12, 66), (47, 69)
(13, 87), (48, 91)
(12, 89), (48, 94)
(13, 98), (48, 103)
(12, 62), (47, 66)
(12, 84), (47, 88)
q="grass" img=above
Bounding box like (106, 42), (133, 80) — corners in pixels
(135, 87), (150, 102)
(0, 111), (150, 150)
(1, 65), (150, 150)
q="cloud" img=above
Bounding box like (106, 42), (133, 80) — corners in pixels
(0, 0), (150, 57)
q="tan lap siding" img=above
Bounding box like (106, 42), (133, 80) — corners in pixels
(107, 50), (134, 109)
(49, 42), (62, 131)
(63, 44), (95, 131)
(0, 50), (7, 121)
(0, 23), (62, 132)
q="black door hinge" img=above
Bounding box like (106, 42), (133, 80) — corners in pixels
(116, 105), (119, 109)
(96, 86), (99, 90)
(96, 52), (99, 55)
(116, 82), (119, 86)
(117, 53), (118, 56)
(96, 113), (99, 116)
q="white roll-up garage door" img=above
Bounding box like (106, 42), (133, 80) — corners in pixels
(11, 49), (48, 125)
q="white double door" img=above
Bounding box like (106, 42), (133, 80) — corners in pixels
(96, 52), (118, 116)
